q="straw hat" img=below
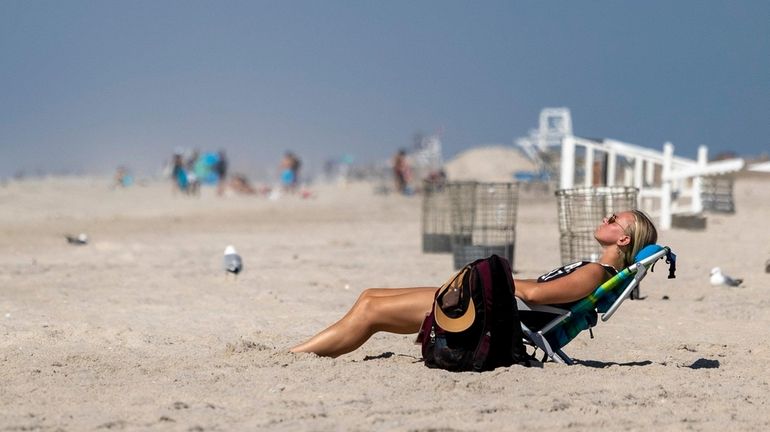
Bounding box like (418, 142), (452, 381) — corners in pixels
(433, 267), (476, 332)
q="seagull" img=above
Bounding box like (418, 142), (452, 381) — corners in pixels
(65, 233), (88, 245)
(223, 245), (243, 278)
(710, 267), (742, 287)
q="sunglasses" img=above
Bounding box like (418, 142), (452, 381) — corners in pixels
(607, 213), (632, 234)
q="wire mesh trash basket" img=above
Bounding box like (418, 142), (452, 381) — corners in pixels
(556, 186), (638, 264)
(421, 179), (452, 253)
(701, 175), (735, 213)
(448, 182), (519, 270)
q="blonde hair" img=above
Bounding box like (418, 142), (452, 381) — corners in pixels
(622, 210), (658, 268)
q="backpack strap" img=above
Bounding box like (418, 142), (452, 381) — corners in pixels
(471, 259), (494, 371)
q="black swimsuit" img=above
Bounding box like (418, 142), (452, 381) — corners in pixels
(521, 262), (619, 324)
(536, 261), (618, 283)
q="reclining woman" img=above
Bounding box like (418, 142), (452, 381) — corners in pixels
(291, 210), (658, 358)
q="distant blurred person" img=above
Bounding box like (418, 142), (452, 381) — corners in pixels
(280, 151), (301, 192)
(186, 150), (200, 196)
(112, 166), (133, 189)
(171, 153), (188, 194)
(393, 149), (412, 194)
(215, 150), (229, 196)
(291, 152), (302, 186)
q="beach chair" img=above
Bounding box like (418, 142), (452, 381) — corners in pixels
(517, 244), (677, 365)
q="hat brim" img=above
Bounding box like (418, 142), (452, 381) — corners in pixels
(433, 282), (476, 333)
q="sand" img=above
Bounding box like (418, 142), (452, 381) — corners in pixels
(2, 175), (770, 431)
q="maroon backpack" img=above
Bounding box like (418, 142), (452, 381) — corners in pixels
(416, 255), (532, 372)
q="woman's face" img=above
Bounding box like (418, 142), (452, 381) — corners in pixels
(594, 211), (635, 245)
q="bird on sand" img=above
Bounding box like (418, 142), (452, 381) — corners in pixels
(709, 267), (743, 287)
(223, 245), (243, 278)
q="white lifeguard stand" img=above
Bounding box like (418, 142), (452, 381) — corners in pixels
(409, 134), (444, 187)
(411, 134), (444, 173)
(517, 108), (746, 229)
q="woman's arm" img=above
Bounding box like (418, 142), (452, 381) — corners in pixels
(514, 264), (608, 305)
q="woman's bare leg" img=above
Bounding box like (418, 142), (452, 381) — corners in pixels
(290, 287), (436, 357)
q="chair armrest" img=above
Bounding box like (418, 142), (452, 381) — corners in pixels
(516, 297), (573, 334)
(516, 297), (570, 315)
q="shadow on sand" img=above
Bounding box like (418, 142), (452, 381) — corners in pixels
(362, 352), (396, 361)
(575, 359), (654, 368)
(576, 358), (721, 369)
(687, 358), (720, 369)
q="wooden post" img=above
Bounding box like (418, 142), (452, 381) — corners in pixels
(560, 134), (576, 190)
(692, 145), (707, 213)
(584, 145), (594, 187)
(606, 150), (616, 186)
(661, 142), (673, 230)
(634, 157), (644, 208)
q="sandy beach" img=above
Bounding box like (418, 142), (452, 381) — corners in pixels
(2, 175), (770, 431)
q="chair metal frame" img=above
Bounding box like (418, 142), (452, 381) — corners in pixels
(517, 246), (673, 365)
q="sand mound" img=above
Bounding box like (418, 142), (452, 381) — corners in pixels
(444, 145), (536, 182)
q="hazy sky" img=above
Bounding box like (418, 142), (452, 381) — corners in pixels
(1, 1), (768, 178)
